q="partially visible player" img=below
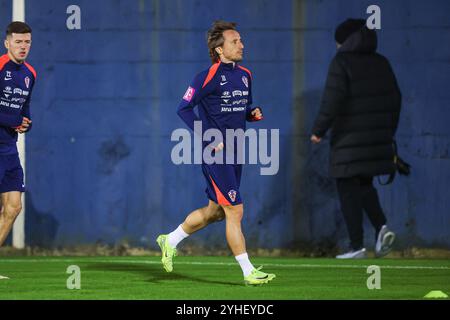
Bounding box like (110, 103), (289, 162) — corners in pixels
(156, 21), (275, 286)
(0, 22), (36, 247)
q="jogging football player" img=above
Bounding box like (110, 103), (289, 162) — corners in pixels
(157, 21), (275, 286)
(0, 22), (36, 247)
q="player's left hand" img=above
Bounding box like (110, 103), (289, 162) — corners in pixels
(251, 107), (263, 121)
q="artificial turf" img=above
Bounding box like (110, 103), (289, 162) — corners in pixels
(0, 256), (449, 300)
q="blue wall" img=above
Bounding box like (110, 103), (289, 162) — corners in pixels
(298, 0), (450, 249)
(0, 0), (448, 250)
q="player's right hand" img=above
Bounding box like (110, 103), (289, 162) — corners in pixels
(15, 117), (32, 133)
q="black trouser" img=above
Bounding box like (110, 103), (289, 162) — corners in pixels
(336, 176), (387, 250)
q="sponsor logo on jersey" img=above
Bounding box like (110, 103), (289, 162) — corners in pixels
(220, 75), (228, 86)
(232, 99), (248, 105)
(11, 97), (26, 103)
(242, 76), (248, 88)
(183, 86), (195, 102)
(4, 71), (12, 81)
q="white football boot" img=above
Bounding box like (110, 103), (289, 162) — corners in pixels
(336, 248), (367, 259)
(375, 225), (396, 258)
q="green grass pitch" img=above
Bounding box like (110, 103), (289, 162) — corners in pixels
(0, 256), (449, 299)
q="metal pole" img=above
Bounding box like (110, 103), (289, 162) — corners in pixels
(12, 0), (26, 249)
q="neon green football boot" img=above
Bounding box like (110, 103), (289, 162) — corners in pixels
(244, 266), (276, 286)
(156, 234), (177, 272)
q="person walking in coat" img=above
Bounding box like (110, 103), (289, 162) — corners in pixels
(311, 18), (401, 259)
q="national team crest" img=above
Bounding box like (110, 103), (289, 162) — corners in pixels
(183, 86), (195, 102)
(228, 190), (237, 203)
(24, 76), (30, 89)
(241, 76), (248, 88)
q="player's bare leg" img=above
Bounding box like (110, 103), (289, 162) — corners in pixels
(181, 200), (225, 234)
(157, 200), (225, 272)
(222, 204), (246, 255)
(222, 203), (276, 285)
(0, 191), (22, 247)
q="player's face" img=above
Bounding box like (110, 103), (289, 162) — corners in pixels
(5, 33), (32, 64)
(220, 30), (244, 62)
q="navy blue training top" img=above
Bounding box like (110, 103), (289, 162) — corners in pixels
(0, 53), (36, 155)
(177, 61), (259, 137)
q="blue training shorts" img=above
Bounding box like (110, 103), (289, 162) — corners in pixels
(202, 163), (242, 206)
(0, 154), (25, 193)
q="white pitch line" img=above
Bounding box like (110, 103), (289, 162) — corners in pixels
(104, 260), (450, 270)
(0, 259), (449, 270)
